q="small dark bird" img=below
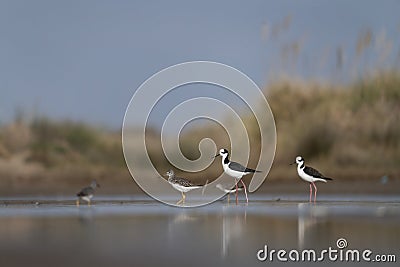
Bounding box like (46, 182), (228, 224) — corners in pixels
(76, 180), (100, 207)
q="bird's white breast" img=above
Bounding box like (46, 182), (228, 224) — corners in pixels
(170, 182), (200, 193)
(81, 195), (93, 202)
(297, 166), (324, 183)
(223, 163), (244, 179)
(297, 167), (313, 182)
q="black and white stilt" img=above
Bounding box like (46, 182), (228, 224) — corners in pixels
(214, 148), (260, 204)
(291, 156), (333, 203)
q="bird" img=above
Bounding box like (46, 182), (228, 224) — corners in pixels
(214, 148), (261, 204)
(76, 180), (100, 207)
(216, 183), (244, 204)
(291, 156), (333, 203)
(165, 169), (204, 205)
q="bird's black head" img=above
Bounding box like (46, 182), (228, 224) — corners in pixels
(296, 156), (304, 164)
(290, 156), (304, 165)
(214, 148), (229, 158)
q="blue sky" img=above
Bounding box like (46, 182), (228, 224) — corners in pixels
(1, 0), (399, 128)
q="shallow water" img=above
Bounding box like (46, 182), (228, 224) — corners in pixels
(0, 194), (399, 267)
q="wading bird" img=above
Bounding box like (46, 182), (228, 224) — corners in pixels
(291, 156), (332, 203)
(76, 180), (100, 207)
(214, 148), (261, 204)
(166, 169), (205, 205)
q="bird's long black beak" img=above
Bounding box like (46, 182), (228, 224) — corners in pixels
(213, 154), (220, 158)
(290, 162), (295, 165)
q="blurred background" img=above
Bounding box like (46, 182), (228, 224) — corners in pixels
(1, 0), (400, 196)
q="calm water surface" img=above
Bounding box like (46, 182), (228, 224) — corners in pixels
(0, 194), (399, 267)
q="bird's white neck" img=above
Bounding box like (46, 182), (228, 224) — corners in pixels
(221, 154), (229, 166)
(297, 162), (305, 171)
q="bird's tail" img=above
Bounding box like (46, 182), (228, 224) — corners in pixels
(247, 168), (262, 173)
(316, 177), (333, 182)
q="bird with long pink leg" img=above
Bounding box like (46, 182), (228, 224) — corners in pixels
(291, 156), (333, 203)
(214, 148), (261, 205)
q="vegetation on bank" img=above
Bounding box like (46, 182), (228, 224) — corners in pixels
(0, 72), (399, 192)
(0, 118), (129, 191)
(266, 72), (400, 181)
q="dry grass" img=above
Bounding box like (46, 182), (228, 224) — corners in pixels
(0, 118), (131, 194)
(0, 72), (399, 194)
(265, 71), (400, 180)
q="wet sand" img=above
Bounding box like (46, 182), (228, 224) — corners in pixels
(0, 194), (399, 267)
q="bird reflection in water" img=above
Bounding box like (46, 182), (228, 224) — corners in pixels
(221, 206), (247, 258)
(297, 203), (329, 249)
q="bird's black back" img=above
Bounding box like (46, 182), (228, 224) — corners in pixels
(304, 166), (333, 180)
(229, 161), (260, 173)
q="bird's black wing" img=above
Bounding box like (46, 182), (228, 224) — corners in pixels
(229, 161), (260, 173)
(304, 166), (326, 179)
